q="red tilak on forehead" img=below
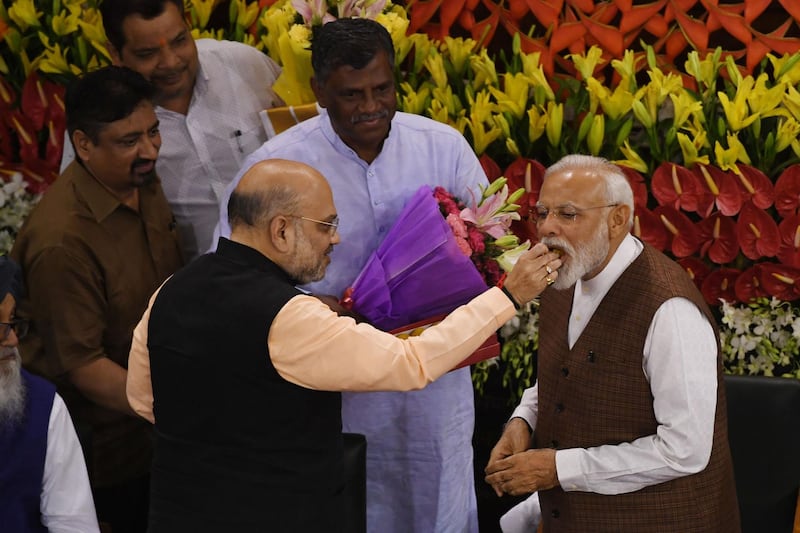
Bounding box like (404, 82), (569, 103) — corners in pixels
(159, 37), (167, 47)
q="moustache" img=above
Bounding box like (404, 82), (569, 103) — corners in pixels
(351, 110), (389, 124)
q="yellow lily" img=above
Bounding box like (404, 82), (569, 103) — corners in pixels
(424, 50), (448, 90)
(189, 0), (218, 30)
(545, 101), (563, 147)
(428, 99), (451, 126)
(611, 50), (639, 90)
(587, 114), (605, 156)
(466, 114), (502, 155)
(466, 89), (497, 126)
(505, 137), (521, 158)
(677, 132), (710, 167)
(670, 90), (704, 129)
(569, 45), (604, 81)
(7, 0), (41, 32)
(520, 52), (555, 104)
(442, 36), (476, 77)
(470, 49), (498, 91)
(527, 105), (547, 142)
(718, 83), (760, 132)
(376, 9), (410, 54)
(400, 82), (430, 116)
(36, 37), (79, 75)
(259, 3), (294, 60)
(632, 86), (656, 129)
(776, 117), (800, 153)
(782, 85), (800, 122)
(769, 52), (800, 86)
(493, 113), (511, 139)
(489, 72), (530, 120)
(714, 134), (751, 173)
(746, 73), (785, 117)
(586, 77), (634, 120)
(233, 0), (259, 31)
(50, 8), (79, 37)
(616, 141), (649, 173)
(684, 49), (721, 93)
(432, 85), (461, 117)
(792, 139), (800, 160)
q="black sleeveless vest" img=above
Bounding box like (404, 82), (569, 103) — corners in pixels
(147, 238), (343, 532)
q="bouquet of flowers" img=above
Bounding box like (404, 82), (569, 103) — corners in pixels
(341, 178), (528, 331)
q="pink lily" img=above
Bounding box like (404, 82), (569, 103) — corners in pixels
(460, 183), (521, 239)
(291, 0), (335, 26)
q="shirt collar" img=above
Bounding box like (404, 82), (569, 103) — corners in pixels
(67, 161), (126, 223)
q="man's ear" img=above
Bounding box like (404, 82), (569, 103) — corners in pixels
(72, 130), (94, 162)
(106, 41), (124, 66)
(270, 215), (293, 253)
(608, 204), (632, 239)
(310, 77), (327, 108)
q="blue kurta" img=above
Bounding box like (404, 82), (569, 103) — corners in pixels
(217, 110), (487, 532)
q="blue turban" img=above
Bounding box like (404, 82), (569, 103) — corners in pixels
(0, 256), (24, 301)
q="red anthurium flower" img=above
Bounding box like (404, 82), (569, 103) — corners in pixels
(21, 72), (50, 131)
(480, 153), (503, 183)
(632, 205), (669, 252)
(0, 78), (16, 111)
(44, 119), (65, 172)
(46, 83), (66, 126)
(619, 166), (648, 208)
(16, 159), (58, 194)
(651, 162), (705, 213)
(777, 214), (800, 267)
(503, 157), (545, 213)
(734, 264), (770, 303)
(701, 268), (742, 305)
(653, 205), (699, 257)
(735, 164), (774, 209)
(696, 212), (739, 264)
(736, 202), (780, 259)
(677, 256), (711, 291)
(758, 263), (800, 301)
(774, 164), (800, 218)
(10, 110), (39, 167)
(693, 164), (743, 217)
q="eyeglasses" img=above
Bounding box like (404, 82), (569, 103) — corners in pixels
(292, 215), (339, 235)
(0, 319), (29, 341)
(530, 204), (618, 224)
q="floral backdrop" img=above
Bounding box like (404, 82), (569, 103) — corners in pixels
(3, 0), (800, 401)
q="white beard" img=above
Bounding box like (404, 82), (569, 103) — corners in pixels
(0, 347), (26, 428)
(543, 223), (610, 290)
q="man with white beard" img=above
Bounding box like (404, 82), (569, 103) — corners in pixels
(484, 154), (740, 533)
(0, 257), (100, 533)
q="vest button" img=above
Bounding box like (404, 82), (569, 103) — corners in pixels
(587, 350), (595, 362)
(551, 509), (560, 518)
(555, 403), (564, 413)
(561, 367), (569, 377)
(550, 440), (559, 448)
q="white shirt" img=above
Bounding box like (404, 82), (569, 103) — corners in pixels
(511, 234), (718, 494)
(41, 394), (100, 533)
(62, 39), (281, 260)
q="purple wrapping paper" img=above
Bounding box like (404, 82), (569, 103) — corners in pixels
(347, 186), (488, 330)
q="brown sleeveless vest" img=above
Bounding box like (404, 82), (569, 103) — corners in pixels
(535, 242), (740, 533)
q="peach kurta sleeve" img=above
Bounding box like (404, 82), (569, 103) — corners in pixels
(269, 287), (515, 390)
(126, 287), (164, 424)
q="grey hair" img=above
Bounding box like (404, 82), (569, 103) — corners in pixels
(545, 154), (634, 229)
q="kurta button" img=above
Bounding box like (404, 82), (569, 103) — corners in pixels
(587, 350), (595, 362)
(555, 403), (564, 413)
(551, 510), (560, 518)
(561, 367), (569, 377)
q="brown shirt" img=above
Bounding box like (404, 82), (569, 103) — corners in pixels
(11, 160), (184, 487)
